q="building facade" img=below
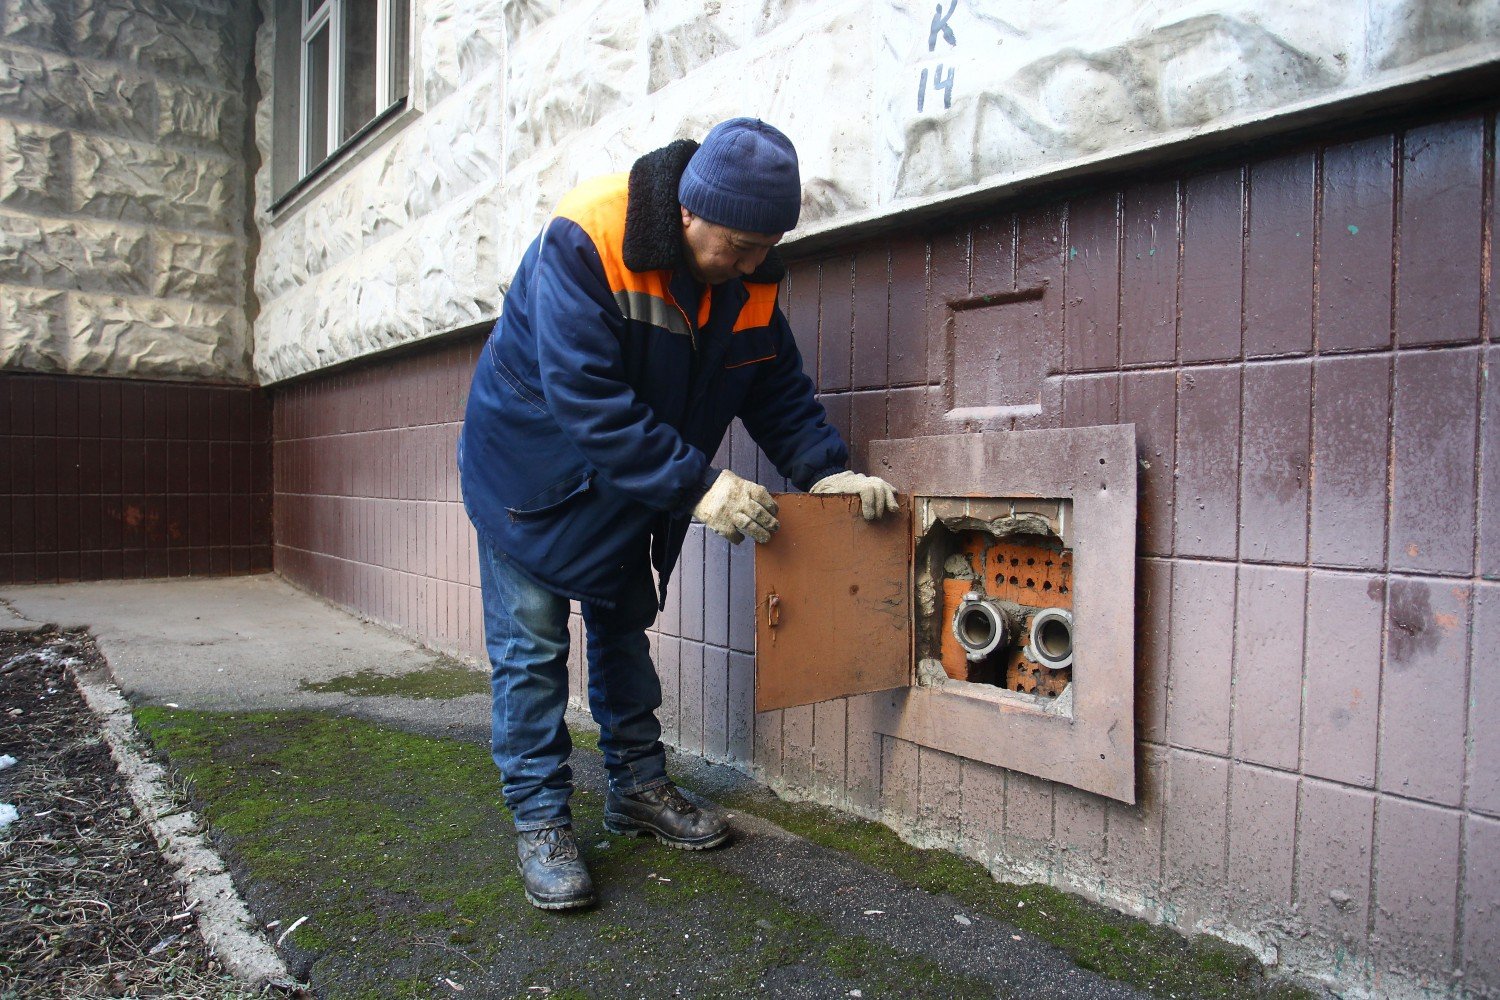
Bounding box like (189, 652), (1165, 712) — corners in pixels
(0, 0), (271, 579)
(4, 1), (1500, 995)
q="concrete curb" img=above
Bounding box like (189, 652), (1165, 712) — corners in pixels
(71, 665), (302, 994)
(0, 597), (52, 637)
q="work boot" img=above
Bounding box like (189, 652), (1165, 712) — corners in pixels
(603, 781), (731, 850)
(515, 826), (595, 910)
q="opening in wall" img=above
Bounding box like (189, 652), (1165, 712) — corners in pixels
(914, 498), (1075, 716)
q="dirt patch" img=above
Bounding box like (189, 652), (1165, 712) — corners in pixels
(0, 628), (258, 998)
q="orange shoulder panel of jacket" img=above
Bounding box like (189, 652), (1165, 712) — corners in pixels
(552, 173), (669, 299)
(553, 173), (627, 239)
(732, 281), (780, 333)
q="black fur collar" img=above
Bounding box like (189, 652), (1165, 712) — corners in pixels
(622, 139), (787, 284)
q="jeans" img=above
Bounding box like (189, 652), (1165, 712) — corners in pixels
(479, 534), (668, 831)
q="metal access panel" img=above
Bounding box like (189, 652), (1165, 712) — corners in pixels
(751, 427), (1138, 803)
(868, 427), (1139, 803)
(754, 494), (912, 712)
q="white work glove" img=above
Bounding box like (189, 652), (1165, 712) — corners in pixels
(810, 471), (900, 521)
(692, 470), (780, 544)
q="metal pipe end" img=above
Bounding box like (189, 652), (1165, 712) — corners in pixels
(1024, 607), (1074, 669)
(952, 592), (1009, 662)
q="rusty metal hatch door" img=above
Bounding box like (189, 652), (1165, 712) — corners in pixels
(754, 493), (912, 712)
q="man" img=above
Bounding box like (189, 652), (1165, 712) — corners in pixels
(458, 118), (899, 910)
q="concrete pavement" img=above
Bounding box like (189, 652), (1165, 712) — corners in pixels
(1, 574), (490, 739)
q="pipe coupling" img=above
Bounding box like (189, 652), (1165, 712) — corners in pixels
(952, 593), (1024, 662)
(1024, 607), (1074, 670)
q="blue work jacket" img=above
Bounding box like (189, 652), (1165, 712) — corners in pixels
(458, 140), (848, 607)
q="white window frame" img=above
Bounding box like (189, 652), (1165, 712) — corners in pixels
(298, 0), (408, 178)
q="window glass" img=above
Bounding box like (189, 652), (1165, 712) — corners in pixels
(389, 0), (410, 102)
(305, 22), (331, 167)
(278, 0), (413, 201)
(341, 0), (378, 143)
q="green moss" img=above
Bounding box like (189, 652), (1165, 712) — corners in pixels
(709, 789), (1311, 1000)
(596, 923), (632, 943)
(568, 726), (600, 753)
(292, 925), (334, 952)
(133, 706), (1297, 1000)
(353, 979), (433, 1000)
(824, 939), (993, 999)
(133, 709), (999, 999)
(135, 707), (519, 998)
(297, 659), (487, 700)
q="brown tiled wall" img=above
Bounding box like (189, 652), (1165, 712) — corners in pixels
(271, 107), (1497, 996)
(0, 373), (272, 584)
(741, 109), (1496, 995)
(271, 339), (487, 661)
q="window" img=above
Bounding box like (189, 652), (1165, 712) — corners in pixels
(272, 0), (411, 204)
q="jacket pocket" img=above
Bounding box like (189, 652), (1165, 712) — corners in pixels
(505, 469), (593, 521)
(723, 327), (777, 370)
(490, 340), (548, 413)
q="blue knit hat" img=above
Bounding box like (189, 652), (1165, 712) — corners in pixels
(678, 118), (801, 234)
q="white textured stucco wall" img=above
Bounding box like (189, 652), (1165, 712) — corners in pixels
(249, 0), (507, 383)
(0, 0), (255, 381)
(252, 0), (1500, 383)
